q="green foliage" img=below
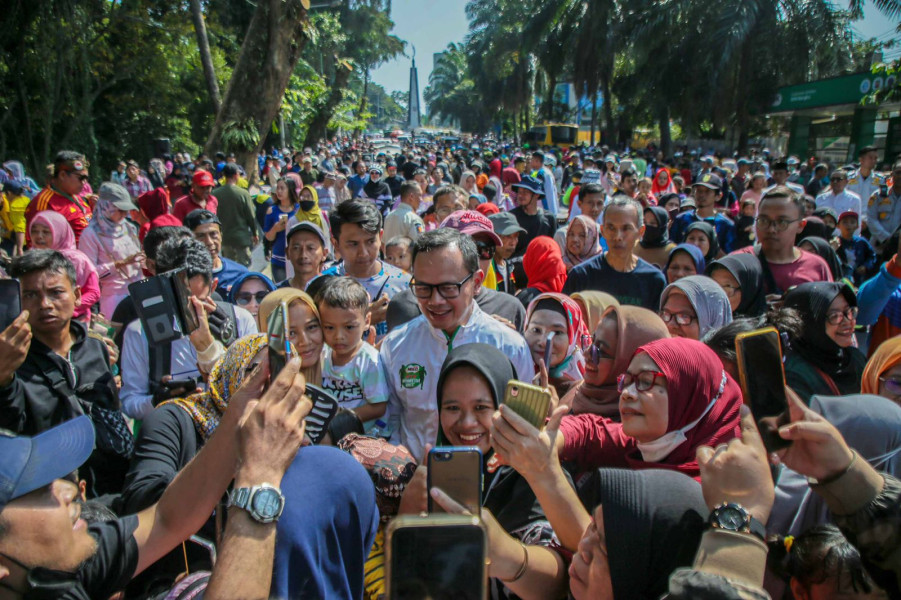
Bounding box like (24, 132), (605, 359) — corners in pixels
(862, 60), (901, 105)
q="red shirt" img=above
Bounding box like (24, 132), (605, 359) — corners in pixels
(26, 187), (92, 243)
(732, 246), (833, 292)
(173, 194), (218, 223)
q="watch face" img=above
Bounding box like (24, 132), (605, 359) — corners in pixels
(252, 488), (283, 520)
(719, 506), (746, 530)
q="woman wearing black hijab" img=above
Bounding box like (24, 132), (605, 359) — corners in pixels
(799, 236), (848, 283)
(684, 220), (721, 262)
(706, 254), (767, 318)
(634, 205), (676, 269)
(426, 343), (570, 599)
(570, 468), (708, 600)
(782, 282), (867, 403)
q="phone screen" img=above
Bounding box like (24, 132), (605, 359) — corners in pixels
(267, 302), (291, 384)
(172, 269), (199, 335)
(0, 279), (21, 332)
(735, 328), (791, 451)
(390, 523), (486, 600)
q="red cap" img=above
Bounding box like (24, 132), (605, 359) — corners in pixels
(193, 170), (215, 187)
(439, 210), (502, 246)
(838, 210), (859, 222)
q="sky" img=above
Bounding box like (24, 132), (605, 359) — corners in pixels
(370, 0), (899, 109)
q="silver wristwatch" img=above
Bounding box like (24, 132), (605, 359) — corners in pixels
(226, 484), (285, 524)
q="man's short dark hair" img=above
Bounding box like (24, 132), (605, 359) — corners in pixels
(859, 145), (878, 157)
(482, 184), (497, 203)
(513, 156), (526, 165)
(759, 185), (804, 215)
(184, 209), (220, 232)
(620, 169), (637, 179)
(330, 199), (382, 240)
(143, 226), (192, 263)
(432, 186), (458, 205)
(531, 151), (545, 162)
(156, 237), (213, 282)
(400, 181), (420, 199)
(222, 163), (239, 178)
(316, 276), (369, 313)
(411, 229), (479, 275)
(581, 183), (605, 197)
(10, 250), (76, 287)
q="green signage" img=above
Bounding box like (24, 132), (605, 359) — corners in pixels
(768, 72), (898, 113)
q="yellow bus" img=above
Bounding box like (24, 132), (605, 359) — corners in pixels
(524, 123), (601, 147)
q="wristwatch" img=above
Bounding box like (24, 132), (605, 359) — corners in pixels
(707, 502), (766, 542)
(226, 484), (285, 524)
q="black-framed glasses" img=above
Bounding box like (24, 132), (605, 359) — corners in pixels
(475, 240), (496, 260)
(234, 291), (269, 306)
(756, 216), (801, 232)
(411, 272), (475, 299)
(825, 306), (858, 325)
(617, 370), (666, 393)
(659, 309), (697, 326)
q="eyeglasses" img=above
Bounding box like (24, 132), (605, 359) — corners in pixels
(583, 336), (612, 365)
(756, 216), (801, 232)
(825, 306), (858, 325)
(659, 309), (697, 326)
(235, 291), (269, 306)
(411, 272), (475, 299)
(879, 375), (901, 397)
(475, 240), (496, 260)
(617, 370), (666, 393)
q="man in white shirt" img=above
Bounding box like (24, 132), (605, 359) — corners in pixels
(383, 180), (425, 243)
(530, 151), (559, 217)
(847, 146), (886, 220)
(381, 228), (533, 459)
(816, 170), (862, 234)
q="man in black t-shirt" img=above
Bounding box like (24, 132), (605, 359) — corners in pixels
(510, 175), (558, 257)
(0, 358), (310, 599)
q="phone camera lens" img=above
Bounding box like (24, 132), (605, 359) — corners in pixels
(511, 386), (519, 397)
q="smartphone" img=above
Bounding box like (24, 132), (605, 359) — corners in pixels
(504, 380), (552, 430)
(427, 447), (482, 514)
(129, 275), (181, 345)
(735, 327), (791, 452)
(162, 377), (198, 390)
(0, 279), (21, 331)
(303, 384), (339, 445)
(386, 514), (487, 600)
(172, 268), (199, 335)
(267, 301), (291, 384)
(543, 331), (555, 371)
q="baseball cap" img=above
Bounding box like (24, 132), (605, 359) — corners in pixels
(369, 166), (383, 175)
(692, 173), (723, 190)
(440, 210), (502, 246)
(193, 170), (215, 187)
(737, 158), (752, 166)
(838, 210), (859, 222)
(511, 175), (545, 197)
(680, 197), (697, 209)
(488, 212), (527, 236)
(98, 182), (138, 211)
(0, 416), (94, 512)
(184, 209), (221, 231)
(287, 220), (328, 247)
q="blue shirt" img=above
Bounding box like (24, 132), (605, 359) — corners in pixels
(562, 254), (666, 311)
(838, 235), (877, 285)
(348, 175), (369, 199)
(670, 211), (737, 254)
(214, 257), (250, 297)
(264, 205), (298, 267)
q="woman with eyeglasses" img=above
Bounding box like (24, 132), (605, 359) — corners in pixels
(862, 337), (901, 405)
(658, 275), (732, 340)
(562, 304), (669, 418)
(523, 293), (589, 397)
(228, 272), (277, 321)
(705, 254), (767, 318)
(782, 282), (866, 403)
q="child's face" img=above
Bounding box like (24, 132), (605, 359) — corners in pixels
(741, 202), (756, 217)
(385, 245), (412, 271)
(824, 216), (837, 230)
(638, 180), (651, 194)
(838, 217), (858, 238)
(318, 303), (369, 361)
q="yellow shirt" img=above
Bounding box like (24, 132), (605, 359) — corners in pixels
(7, 193), (29, 234)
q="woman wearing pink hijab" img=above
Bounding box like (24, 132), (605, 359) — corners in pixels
(29, 210), (101, 322)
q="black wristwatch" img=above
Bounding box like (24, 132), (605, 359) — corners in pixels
(226, 484), (285, 524)
(707, 502), (766, 542)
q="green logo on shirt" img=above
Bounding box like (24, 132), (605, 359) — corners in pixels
(400, 363), (427, 389)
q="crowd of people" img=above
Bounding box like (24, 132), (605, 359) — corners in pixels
(0, 139), (900, 599)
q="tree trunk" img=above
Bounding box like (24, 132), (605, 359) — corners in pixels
(545, 72), (556, 122)
(357, 67), (370, 121)
(190, 0), (222, 114)
(589, 91), (597, 146)
(304, 62), (353, 147)
(602, 77), (614, 146)
(205, 0), (309, 182)
(658, 104), (672, 158)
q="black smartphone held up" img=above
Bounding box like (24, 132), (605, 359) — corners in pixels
(386, 514), (488, 600)
(427, 447), (482, 515)
(267, 301), (291, 384)
(129, 275), (181, 345)
(734, 327), (792, 452)
(0, 279), (21, 332)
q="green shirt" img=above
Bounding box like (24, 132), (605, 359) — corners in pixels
(212, 184), (257, 247)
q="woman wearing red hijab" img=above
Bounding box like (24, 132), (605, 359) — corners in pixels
(518, 236), (568, 308)
(651, 168), (676, 197)
(137, 188), (176, 242)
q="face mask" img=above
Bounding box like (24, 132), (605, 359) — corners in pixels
(635, 371), (726, 463)
(643, 225), (664, 243)
(299, 200), (315, 212)
(0, 551), (80, 600)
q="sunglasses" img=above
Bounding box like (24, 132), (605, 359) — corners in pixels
(235, 291), (269, 306)
(583, 336), (612, 365)
(879, 375), (901, 397)
(475, 240), (496, 260)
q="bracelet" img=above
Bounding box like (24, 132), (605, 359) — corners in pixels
(812, 450), (857, 486)
(501, 542), (529, 583)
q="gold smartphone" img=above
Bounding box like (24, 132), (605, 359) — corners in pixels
(734, 326), (791, 452)
(503, 380), (552, 429)
(386, 514), (488, 600)
(267, 301), (292, 383)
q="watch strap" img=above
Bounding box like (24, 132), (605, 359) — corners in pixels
(227, 486), (251, 511)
